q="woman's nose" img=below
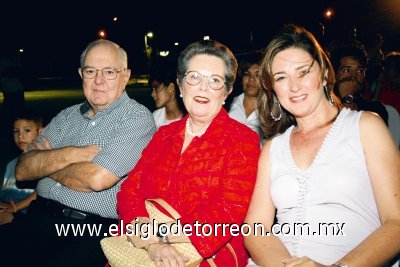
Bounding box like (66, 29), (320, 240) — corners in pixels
(199, 77), (209, 91)
(289, 79), (300, 93)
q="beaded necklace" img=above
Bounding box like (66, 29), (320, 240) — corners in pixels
(185, 118), (206, 137)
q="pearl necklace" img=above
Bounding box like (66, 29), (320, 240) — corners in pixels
(186, 118), (206, 137)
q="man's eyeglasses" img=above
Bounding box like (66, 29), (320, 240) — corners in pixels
(81, 67), (125, 80)
(184, 71), (225, 90)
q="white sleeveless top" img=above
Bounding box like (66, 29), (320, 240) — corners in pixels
(269, 108), (380, 265)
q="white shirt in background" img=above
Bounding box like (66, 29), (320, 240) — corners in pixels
(153, 107), (183, 129)
(229, 93), (263, 138)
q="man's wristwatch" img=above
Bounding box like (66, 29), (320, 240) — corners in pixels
(341, 94), (354, 104)
(332, 263), (349, 267)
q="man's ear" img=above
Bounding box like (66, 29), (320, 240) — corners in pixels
(78, 68), (83, 79)
(124, 69), (131, 84)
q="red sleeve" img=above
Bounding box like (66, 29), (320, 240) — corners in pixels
(179, 131), (260, 258)
(117, 143), (152, 224)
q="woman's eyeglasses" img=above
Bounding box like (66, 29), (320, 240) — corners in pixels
(184, 71), (225, 90)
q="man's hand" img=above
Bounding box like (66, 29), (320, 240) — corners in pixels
(25, 136), (52, 152)
(337, 77), (360, 97)
(0, 202), (15, 213)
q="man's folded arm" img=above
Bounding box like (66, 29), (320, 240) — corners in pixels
(50, 161), (119, 192)
(15, 145), (100, 181)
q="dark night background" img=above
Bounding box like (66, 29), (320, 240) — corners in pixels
(0, 0), (399, 171)
(1, 0), (399, 84)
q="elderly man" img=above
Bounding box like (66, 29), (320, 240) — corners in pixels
(0, 39), (155, 266)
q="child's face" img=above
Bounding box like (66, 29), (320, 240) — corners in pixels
(13, 119), (42, 151)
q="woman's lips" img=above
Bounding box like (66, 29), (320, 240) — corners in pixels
(290, 94), (307, 103)
(193, 96), (210, 104)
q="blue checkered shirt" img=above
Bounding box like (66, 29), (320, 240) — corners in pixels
(36, 91), (155, 218)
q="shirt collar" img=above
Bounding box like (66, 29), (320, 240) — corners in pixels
(80, 91), (130, 117)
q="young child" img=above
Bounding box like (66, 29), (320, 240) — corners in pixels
(0, 110), (43, 225)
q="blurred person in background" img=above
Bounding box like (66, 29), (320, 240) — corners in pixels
(0, 109), (43, 225)
(330, 43), (388, 125)
(150, 68), (186, 129)
(229, 50), (264, 139)
(377, 52), (400, 113)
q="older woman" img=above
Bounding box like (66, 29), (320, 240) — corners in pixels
(118, 40), (260, 266)
(244, 25), (400, 267)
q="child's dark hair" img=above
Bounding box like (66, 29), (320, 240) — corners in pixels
(13, 109), (43, 127)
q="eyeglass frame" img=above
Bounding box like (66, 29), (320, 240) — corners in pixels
(184, 71), (226, 90)
(80, 67), (126, 80)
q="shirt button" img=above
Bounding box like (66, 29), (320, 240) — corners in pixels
(91, 121), (96, 126)
(56, 183), (61, 187)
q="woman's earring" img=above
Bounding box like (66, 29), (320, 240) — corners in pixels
(179, 94), (182, 98)
(324, 85), (334, 106)
(270, 95), (282, 121)
(222, 101), (225, 105)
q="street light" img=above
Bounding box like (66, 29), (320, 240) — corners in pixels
(98, 29), (106, 39)
(144, 32), (154, 76)
(144, 31), (154, 58)
(324, 8), (333, 21)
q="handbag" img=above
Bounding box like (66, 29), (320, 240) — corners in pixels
(100, 199), (238, 267)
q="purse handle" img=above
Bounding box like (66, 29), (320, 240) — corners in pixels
(146, 199), (238, 267)
(146, 199), (181, 220)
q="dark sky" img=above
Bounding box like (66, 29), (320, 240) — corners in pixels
(2, 0), (399, 77)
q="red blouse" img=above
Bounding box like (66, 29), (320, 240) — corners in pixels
(379, 84), (400, 113)
(117, 109), (260, 266)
